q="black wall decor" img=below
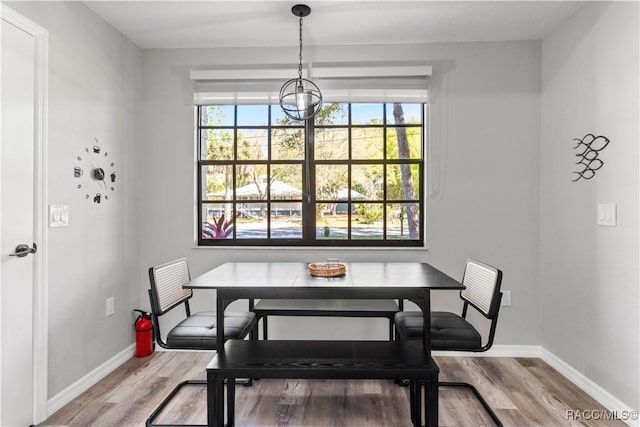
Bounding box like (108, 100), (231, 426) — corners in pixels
(572, 133), (609, 181)
(74, 138), (117, 202)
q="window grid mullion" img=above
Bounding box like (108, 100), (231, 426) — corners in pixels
(347, 103), (352, 240)
(303, 115), (316, 242)
(197, 107), (204, 241)
(382, 103), (388, 240)
(266, 106), (272, 239)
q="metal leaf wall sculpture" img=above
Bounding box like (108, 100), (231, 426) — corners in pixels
(572, 133), (609, 181)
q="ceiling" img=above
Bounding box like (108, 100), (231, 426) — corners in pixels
(83, 1), (585, 50)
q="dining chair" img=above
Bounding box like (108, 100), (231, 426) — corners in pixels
(146, 257), (258, 427)
(394, 258), (504, 426)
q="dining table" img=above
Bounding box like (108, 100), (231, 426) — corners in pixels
(184, 261), (464, 355)
(185, 261), (464, 356)
(185, 261), (463, 426)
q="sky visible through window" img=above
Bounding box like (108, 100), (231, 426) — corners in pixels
(213, 103), (422, 126)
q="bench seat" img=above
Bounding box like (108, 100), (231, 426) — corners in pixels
(206, 340), (438, 427)
(251, 299), (401, 340)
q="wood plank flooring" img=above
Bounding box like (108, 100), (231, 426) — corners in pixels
(38, 351), (626, 427)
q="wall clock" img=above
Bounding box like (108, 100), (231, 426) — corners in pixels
(74, 139), (116, 203)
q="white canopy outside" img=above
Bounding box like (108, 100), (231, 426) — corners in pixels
(337, 188), (367, 200)
(211, 183), (367, 200)
(211, 180), (302, 199)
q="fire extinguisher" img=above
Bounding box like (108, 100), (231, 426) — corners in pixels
(133, 310), (154, 357)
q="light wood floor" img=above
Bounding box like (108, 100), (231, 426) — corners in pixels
(38, 351), (625, 427)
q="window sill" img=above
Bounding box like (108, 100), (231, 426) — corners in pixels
(191, 244), (430, 252)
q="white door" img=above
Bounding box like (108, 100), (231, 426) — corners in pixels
(1, 15), (37, 427)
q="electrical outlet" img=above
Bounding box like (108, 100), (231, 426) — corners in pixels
(501, 290), (511, 307)
(597, 203), (617, 226)
(106, 297), (115, 317)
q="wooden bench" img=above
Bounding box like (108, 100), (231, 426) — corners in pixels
(206, 340), (439, 427)
(250, 299), (402, 340)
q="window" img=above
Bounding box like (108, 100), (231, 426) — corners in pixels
(197, 102), (425, 247)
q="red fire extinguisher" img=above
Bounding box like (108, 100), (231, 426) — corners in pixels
(134, 310), (154, 357)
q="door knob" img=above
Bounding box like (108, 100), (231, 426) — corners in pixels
(9, 243), (37, 257)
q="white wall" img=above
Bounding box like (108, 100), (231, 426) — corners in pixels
(140, 41), (541, 343)
(540, 1), (639, 411)
(5, 1), (142, 398)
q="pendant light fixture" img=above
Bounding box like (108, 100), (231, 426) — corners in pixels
(279, 4), (322, 121)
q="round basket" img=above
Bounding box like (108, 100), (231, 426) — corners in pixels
(309, 262), (347, 277)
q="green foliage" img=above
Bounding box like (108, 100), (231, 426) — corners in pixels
(385, 126), (422, 159)
(356, 204), (383, 224)
(315, 103), (346, 125)
(274, 103), (345, 127)
(202, 105), (228, 126)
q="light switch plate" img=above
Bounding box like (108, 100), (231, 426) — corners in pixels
(597, 203), (617, 227)
(49, 205), (69, 227)
(501, 290), (512, 306)
(106, 297), (115, 317)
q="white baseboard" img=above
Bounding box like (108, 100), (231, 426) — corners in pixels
(45, 343), (637, 427)
(539, 347), (639, 427)
(433, 344), (542, 358)
(47, 344), (135, 416)
(436, 344), (637, 427)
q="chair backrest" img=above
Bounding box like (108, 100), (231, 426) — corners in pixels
(460, 259), (503, 320)
(148, 258), (193, 316)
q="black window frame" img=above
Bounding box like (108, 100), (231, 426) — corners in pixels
(196, 103), (425, 247)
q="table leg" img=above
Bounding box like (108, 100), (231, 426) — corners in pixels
(214, 378), (225, 427)
(227, 378), (235, 427)
(426, 377), (438, 427)
(410, 380), (421, 427)
(216, 291), (225, 354)
(423, 290), (431, 355)
(207, 372), (215, 427)
(409, 380), (415, 424)
(263, 316), (269, 340)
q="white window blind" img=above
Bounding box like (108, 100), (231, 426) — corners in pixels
(192, 62), (431, 104)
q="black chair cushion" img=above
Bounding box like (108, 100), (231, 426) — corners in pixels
(394, 311), (482, 351)
(167, 311), (256, 349)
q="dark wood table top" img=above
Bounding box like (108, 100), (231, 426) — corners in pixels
(186, 261), (462, 355)
(186, 262), (462, 291)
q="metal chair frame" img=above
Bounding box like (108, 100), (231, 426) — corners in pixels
(146, 258), (257, 427)
(397, 259), (504, 427)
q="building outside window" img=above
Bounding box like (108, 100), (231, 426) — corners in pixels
(197, 102), (425, 247)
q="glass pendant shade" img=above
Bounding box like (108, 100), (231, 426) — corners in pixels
(279, 77), (322, 121)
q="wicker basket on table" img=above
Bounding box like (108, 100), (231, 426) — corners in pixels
(309, 262), (347, 277)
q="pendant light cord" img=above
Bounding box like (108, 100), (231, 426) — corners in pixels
(298, 15), (304, 80)
(297, 14), (311, 202)
(301, 14), (311, 203)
